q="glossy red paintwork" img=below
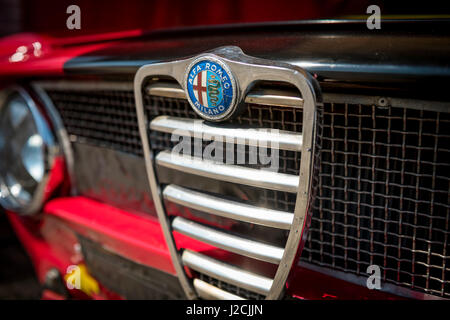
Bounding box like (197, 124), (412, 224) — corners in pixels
(7, 197), (175, 299)
(6, 212), (70, 284)
(287, 265), (403, 300)
(44, 197), (175, 275)
(41, 289), (65, 300)
(4, 195), (401, 300)
(0, 31), (142, 77)
(0, 0), (375, 77)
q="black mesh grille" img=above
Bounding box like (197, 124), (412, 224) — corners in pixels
(301, 102), (450, 299)
(197, 273), (265, 300)
(144, 94), (303, 132)
(45, 89), (142, 156)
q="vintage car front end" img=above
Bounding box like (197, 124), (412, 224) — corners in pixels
(0, 18), (449, 301)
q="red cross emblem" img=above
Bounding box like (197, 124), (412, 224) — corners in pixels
(193, 71), (207, 106)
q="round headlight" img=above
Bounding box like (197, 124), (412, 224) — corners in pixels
(0, 88), (58, 215)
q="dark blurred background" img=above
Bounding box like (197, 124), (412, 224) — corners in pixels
(0, 211), (40, 299)
(1, 0), (449, 38)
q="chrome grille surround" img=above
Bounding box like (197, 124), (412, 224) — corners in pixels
(134, 46), (321, 299)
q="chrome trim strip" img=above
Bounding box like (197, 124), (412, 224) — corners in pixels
(33, 80), (133, 91)
(145, 82), (304, 108)
(156, 151), (299, 193)
(146, 82), (186, 99)
(193, 279), (245, 300)
(164, 185), (293, 229)
(150, 116), (303, 151)
(183, 250), (273, 295)
(145, 82), (450, 114)
(173, 217), (284, 264)
(246, 88), (303, 108)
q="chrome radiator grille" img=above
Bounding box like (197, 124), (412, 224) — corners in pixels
(144, 90), (305, 299)
(302, 102), (450, 298)
(133, 48), (321, 300)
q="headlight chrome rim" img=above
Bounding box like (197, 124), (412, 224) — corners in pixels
(0, 87), (60, 215)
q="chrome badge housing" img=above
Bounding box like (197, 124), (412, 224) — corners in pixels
(184, 55), (239, 121)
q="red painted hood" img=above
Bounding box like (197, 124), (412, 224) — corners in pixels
(0, 30), (142, 77)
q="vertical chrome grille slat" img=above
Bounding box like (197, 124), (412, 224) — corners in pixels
(193, 279), (245, 300)
(163, 185), (294, 229)
(156, 151), (300, 193)
(172, 217), (285, 264)
(150, 116), (303, 151)
(182, 250), (273, 295)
